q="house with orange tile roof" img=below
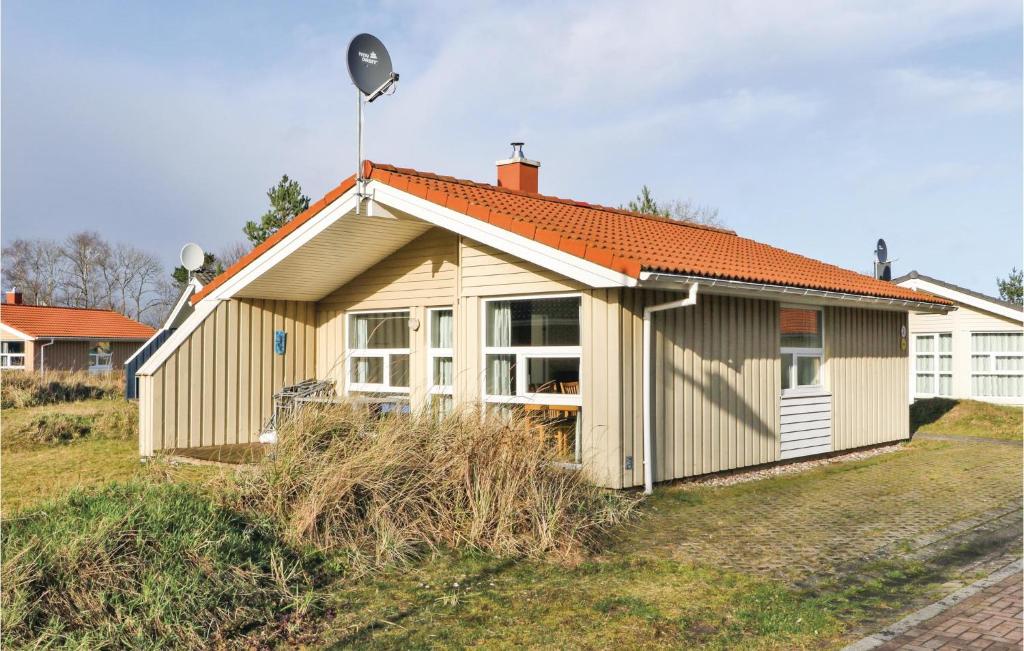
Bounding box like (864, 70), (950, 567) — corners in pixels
(135, 145), (952, 491)
(1, 290), (156, 373)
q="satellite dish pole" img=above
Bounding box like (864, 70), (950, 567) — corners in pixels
(347, 33), (399, 214)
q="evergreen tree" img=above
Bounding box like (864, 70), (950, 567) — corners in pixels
(243, 175), (310, 246)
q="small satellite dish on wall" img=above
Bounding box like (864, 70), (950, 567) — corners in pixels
(347, 33), (399, 101)
(180, 243), (205, 272)
(875, 239), (888, 263)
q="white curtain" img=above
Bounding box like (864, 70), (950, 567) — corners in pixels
(487, 302), (512, 395)
(436, 357), (453, 386)
(435, 310), (453, 348)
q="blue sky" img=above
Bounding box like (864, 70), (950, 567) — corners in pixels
(3, 1), (1021, 294)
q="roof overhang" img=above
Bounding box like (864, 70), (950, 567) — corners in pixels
(639, 271), (953, 314)
(896, 277), (1022, 322)
(0, 323), (35, 340)
(199, 180), (635, 306)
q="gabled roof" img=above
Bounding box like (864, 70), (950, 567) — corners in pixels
(894, 271), (1023, 322)
(192, 161), (950, 307)
(0, 304), (156, 340)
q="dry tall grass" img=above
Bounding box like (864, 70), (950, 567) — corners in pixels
(1, 370), (123, 409)
(231, 402), (637, 570)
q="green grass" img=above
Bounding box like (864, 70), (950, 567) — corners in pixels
(2, 481), (322, 649)
(1, 400), (215, 514)
(1, 401), (1020, 648)
(911, 398), (1023, 441)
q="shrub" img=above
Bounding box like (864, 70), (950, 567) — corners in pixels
(17, 402), (138, 445)
(1, 371), (123, 409)
(230, 403), (638, 570)
(1, 481), (320, 649)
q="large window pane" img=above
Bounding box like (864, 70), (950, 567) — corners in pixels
(486, 354), (516, 395)
(526, 358), (580, 393)
(916, 374), (935, 394)
(349, 312), (409, 349)
(2, 341), (25, 354)
(780, 308), (822, 349)
(350, 357), (383, 384)
(938, 334), (952, 352)
(430, 309), (453, 348)
(390, 354), (410, 388)
(796, 356), (820, 387)
(432, 357), (453, 386)
(486, 297), (580, 347)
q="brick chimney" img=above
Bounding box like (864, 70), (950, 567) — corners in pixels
(496, 142), (540, 193)
(5, 289), (23, 305)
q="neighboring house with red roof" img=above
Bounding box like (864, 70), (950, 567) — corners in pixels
(0, 290), (156, 373)
(136, 146), (951, 491)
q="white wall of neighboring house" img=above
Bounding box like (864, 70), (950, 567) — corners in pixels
(900, 277), (1024, 405)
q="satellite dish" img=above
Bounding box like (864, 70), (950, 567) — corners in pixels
(875, 238), (888, 263)
(179, 243), (205, 272)
(347, 33), (398, 101)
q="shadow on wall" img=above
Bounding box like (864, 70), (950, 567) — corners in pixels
(909, 397), (959, 434)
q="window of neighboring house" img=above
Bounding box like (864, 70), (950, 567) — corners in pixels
(1, 341), (26, 369)
(970, 332), (1023, 399)
(780, 306), (825, 394)
(89, 342), (113, 372)
(427, 307), (454, 415)
(913, 333), (953, 397)
(346, 310), (411, 394)
(483, 295), (582, 406)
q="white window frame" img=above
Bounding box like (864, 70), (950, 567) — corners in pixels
(780, 305), (826, 397)
(1, 341), (26, 369)
(481, 293), (583, 407)
(427, 306), (454, 397)
(912, 332), (953, 398)
(88, 341), (113, 373)
(345, 309), (411, 395)
(969, 330), (1023, 400)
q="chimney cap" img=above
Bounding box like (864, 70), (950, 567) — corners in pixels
(496, 141), (540, 168)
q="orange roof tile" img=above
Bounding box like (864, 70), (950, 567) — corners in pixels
(192, 161), (951, 307)
(1, 304), (156, 339)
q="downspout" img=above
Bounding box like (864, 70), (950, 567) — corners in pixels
(39, 338), (55, 377)
(642, 283), (699, 495)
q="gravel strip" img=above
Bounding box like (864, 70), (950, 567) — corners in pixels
(677, 443), (905, 488)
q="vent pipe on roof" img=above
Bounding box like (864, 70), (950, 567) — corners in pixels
(496, 142), (540, 193)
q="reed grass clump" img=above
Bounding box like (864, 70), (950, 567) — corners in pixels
(231, 402), (637, 570)
(1, 370), (123, 409)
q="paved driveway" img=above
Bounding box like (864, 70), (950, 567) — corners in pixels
(623, 437), (1023, 584)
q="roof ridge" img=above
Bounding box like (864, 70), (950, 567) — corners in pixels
(368, 162), (737, 236)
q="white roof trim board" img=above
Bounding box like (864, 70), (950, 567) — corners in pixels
(124, 278), (204, 367)
(896, 276), (1023, 323)
(0, 322), (36, 340)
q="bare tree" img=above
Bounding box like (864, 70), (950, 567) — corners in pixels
(61, 231), (111, 308)
(624, 186), (726, 228)
(663, 199), (724, 228)
(2, 231), (175, 326)
(217, 241), (250, 269)
(1, 238), (66, 305)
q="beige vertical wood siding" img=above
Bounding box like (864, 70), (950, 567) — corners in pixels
(31, 340), (141, 371)
(139, 298), (316, 453)
(826, 306), (909, 449)
(614, 291), (781, 488)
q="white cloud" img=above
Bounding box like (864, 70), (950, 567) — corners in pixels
(885, 67), (1020, 114)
